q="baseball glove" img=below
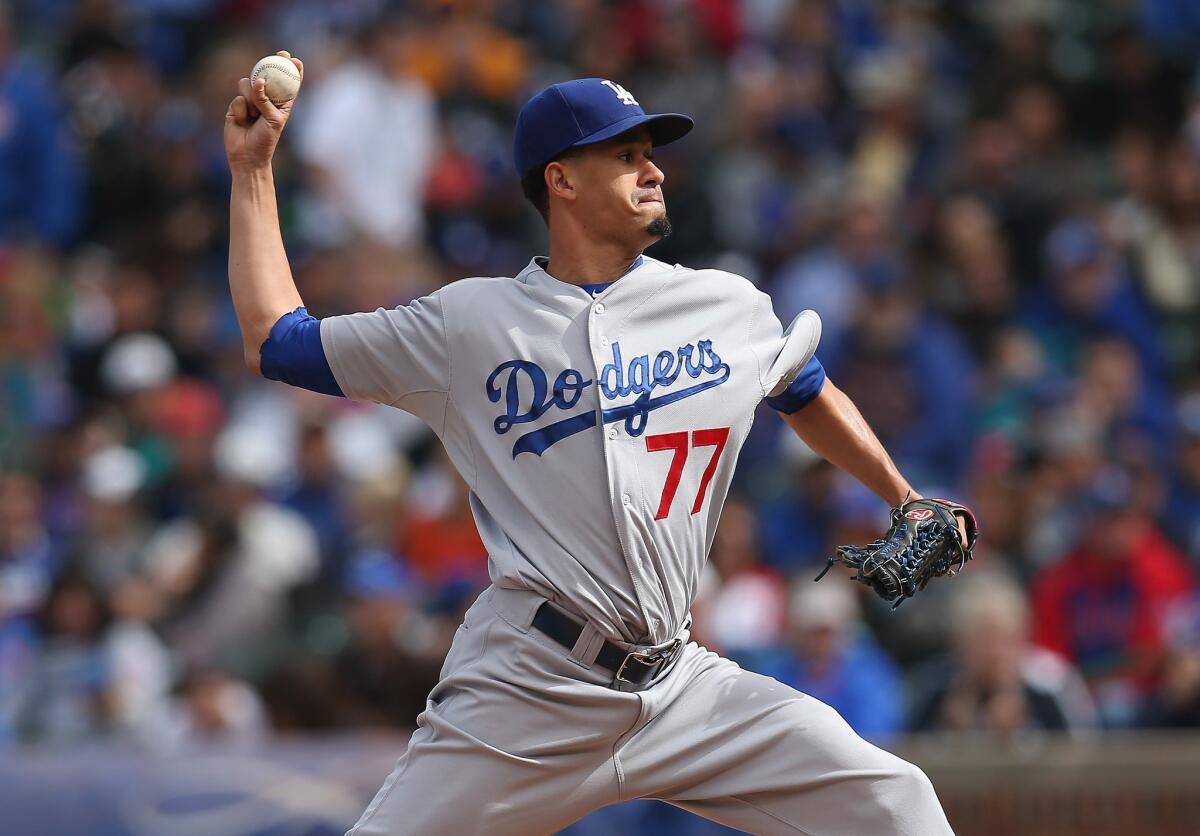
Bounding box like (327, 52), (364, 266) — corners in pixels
(815, 497), (978, 609)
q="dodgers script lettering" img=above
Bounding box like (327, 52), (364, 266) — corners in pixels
(486, 340), (730, 457)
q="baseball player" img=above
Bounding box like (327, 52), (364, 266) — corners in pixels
(226, 54), (963, 835)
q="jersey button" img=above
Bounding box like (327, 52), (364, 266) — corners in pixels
(607, 427), (619, 440)
(599, 335), (610, 346)
(594, 303), (605, 314)
(621, 493), (631, 506)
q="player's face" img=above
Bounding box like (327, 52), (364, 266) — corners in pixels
(569, 128), (670, 246)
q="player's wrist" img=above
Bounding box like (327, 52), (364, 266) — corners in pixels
(230, 164), (277, 196)
(230, 161), (274, 180)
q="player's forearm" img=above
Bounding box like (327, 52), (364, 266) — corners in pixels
(780, 380), (916, 507)
(228, 166), (304, 371)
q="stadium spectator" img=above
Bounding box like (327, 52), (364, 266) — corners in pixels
(0, 471), (59, 743)
(296, 15), (437, 250)
(1024, 217), (1165, 385)
(0, 472), (59, 625)
(911, 571), (1096, 736)
(331, 553), (441, 729)
(137, 427), (319, 675)
(0, 4), (81, 246)
(772, 191), (895, 353)
(930, 196), (1019, 363)
(745, 578), (906, 743)
(68, 445), (154, 600)
(397, 453), (488, 594)
(1070, 336), (1174, 464)
(756, 456), (841, 570)
(12, 570), (170, 744)
(1166, 392), (1200, 563)
(691, 497), (786, 655)
(0, 248), (77, 458)
(281, 422), (353, 597)
(1031, 468), (1195, 726)
(1149, 592), (1200, 726)
(824, 260), (975, 488)
(140, 667), (268, 751)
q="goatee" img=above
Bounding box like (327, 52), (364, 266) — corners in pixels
(646, 216), (673, 239)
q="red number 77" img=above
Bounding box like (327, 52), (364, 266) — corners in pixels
(644, 427), (731, 520)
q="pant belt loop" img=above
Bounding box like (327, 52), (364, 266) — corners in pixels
(567, 620), (604, 669)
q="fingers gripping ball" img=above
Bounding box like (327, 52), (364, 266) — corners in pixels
(815, 497), (978, 609)
(250, 55), (302, 106)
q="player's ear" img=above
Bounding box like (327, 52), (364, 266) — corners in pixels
(545, 161), (577, 203)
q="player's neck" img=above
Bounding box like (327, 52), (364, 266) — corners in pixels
(544, 237), (644, 286)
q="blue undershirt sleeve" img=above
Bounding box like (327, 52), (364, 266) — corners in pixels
(764, 356), (826, 414)
(258, 307), (345, 397)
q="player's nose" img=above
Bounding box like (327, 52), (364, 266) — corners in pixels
(640, 158), (664, 188)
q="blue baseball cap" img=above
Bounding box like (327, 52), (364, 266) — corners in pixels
(1046, 219), (1104, 271)
(513, 78), (694, 177)
(345, 550), (415, 601)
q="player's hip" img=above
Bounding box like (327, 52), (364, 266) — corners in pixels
(435, 585), (694, 698)
(418, 586), (728, 765)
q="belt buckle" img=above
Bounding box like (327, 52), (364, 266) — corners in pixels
(614, 639), (681, 685)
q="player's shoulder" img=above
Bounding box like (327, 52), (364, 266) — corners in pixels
(425, 273), (529, 305)
(436, 273), (524, 290)
(652, 257), (756, 287)
(650, 257), (766, 304)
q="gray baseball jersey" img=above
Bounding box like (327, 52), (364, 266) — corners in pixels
(320, 254), (820, 644)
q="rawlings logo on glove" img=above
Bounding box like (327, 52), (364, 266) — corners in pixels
(815, 497), (978, 609)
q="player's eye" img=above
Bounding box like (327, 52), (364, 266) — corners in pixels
(618, 152), (633, 162)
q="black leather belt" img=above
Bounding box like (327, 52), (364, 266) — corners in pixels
(531, 602), (682, 689)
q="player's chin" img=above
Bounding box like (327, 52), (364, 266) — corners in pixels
(635, 202), (671, 239)
(645, 215), (673, 239)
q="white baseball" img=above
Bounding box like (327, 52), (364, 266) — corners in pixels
(250, 55), (301, 106)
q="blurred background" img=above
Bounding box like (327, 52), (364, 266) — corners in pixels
(4, 0), (1200, 834)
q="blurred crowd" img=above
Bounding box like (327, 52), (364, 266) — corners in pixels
(5, 0), (1200, 757)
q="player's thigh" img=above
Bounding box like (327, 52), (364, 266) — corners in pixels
(346, 711), (612, 836)
(623, 648), (951, 836)
(349, 606), (636, 836)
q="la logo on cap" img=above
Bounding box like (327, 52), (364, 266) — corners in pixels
(601, 80), (638, 106)
(512, 77), (692, 177)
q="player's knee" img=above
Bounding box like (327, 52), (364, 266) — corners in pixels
(894, 759), (937, 800)
(869, 758), (947, 832)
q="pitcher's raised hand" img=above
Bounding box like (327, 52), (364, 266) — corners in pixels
(224, 51), (303, 173)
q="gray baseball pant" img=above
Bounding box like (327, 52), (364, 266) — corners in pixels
(346, 585), (953, 836)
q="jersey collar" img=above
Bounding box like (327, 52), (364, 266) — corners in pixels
(522, 254), (650, 297)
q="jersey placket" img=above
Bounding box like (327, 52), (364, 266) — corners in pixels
(585, 281), (667, 644)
